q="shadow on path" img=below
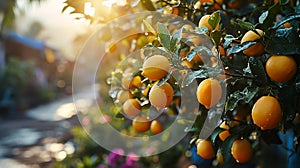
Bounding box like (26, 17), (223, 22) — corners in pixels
(0, 95), (81, 168)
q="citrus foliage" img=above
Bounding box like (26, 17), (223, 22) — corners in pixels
(63, 0), (300, 166)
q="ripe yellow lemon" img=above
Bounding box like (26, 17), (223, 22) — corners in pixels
(196, 139), (215, 159)
(231, 139), (252, 163)
(123, 99), (141, 117)
(150, 120), (163, 134)
(198, 15), (220, 32)
(265, 55), (297, 83)
(241, 29), (264, 56)
(252, 96), (282, 130)
(132, 115), (151, 132)
(149, 82), (174, 110)
(197, 78), (222, 109)
(142, 55), (171, 81)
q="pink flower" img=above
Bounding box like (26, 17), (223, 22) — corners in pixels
(82, 117), (90, 126)
(126, 152), (139, 163)
(107, 148), (124, 167)
(103, 115), (111, 123)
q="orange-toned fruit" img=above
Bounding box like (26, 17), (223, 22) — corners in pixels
(216, 150), (224, 165)
(132, 116), (151, 132)
(149, 82), (174, 110)
(198, 15), (220, 32)
(213, 0), (223, 9)
(227, 0), (241, 9)
(131, 76), (143, 88)
(123, 99), (141, 117)
(219, 121), (230, 141)
(233, 104), (249, 122)
(122, 74), (143, 89)
(252, 96), (282, 130)
(180, 50), (189, 58)
(199, 0), (213, 3)
(241, 29), (264, 56)
(109, 43), (117, 53)
(182, 24), (194, 30)
(295, 113), (300, 123)
(231, 139), (252, 163)
(197, 139), (215, 159)
(142, 55), (171, 81)
(150, 120), (163, 134)
(199, 0), (223, 8)
(193, 54), (203, 63)
(117, 90), (132, 104)
(121, 73), (133, 89)
(172, 7), (179, 15)
(212, 45), (226, 56)
(284, 22), (291, 28)
(197, 78), (222, 109)
(190, 36), (208, 46)
(265, 55), (297, 83)
(143, 85), (151, 97)
(181, 59), (195, 68)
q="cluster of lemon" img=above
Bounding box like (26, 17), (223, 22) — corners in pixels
(189, 0), (298, 165)
(112, 0), (298, 164)
(116, 55), (174, 135)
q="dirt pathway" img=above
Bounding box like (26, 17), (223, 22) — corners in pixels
(0, 98), (80, 168)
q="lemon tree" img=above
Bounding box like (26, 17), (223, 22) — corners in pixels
(64, 0), (300, 167)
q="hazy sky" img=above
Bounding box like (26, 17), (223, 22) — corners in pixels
(15, 0), (90, 60)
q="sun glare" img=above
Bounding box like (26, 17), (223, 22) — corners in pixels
(102, 0), (127, 8)
(84, 2), (95, 16)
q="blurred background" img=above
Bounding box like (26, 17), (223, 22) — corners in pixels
(0, 0), (192, 168)
(4, 0), (298, 168)
(0, 0), (92, 167)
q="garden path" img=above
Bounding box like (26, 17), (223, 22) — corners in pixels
(0, 89), (92, 168)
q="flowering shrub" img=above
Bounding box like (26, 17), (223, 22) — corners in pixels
(96, 149), (140, 168)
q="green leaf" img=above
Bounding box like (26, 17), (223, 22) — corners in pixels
(265, 28), (300, 55)
(279, 0), (290, 5)
(235, 19), (255, 31)
(260, 3), (280, 30)
(170, 28), (183, 52)
(187, 46), (213, 61)
(279, 85), (298, 122)
(140, 0), (156, 11)
(143, 20), (157, 36)
(208, 11), (221, 30)
(259, 11), (269, 24)
(63, 0), (85, 14)
(157, 71), (173, 87)
(227, 41), (256, 55)
(181, 69), (208, 87)
(157, 23), (171, 50)
(221, 135), (236, 163)
(223, 35), (239, 48)
(211, 127), (225, 144)
(225, 86), (259, 113)
(186, 111), (208, 133)
(249, 57), (269, 85)
(210, 30), (222, 46)
(295, 5), (300, 13)
(186, 50), (197, 62)
(273, 14), (300, 29)
(115, 112), (125, 119)
(184, 126), (200, 133)
(61, 4), (69, 13)
(229, 125), (250, 135)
